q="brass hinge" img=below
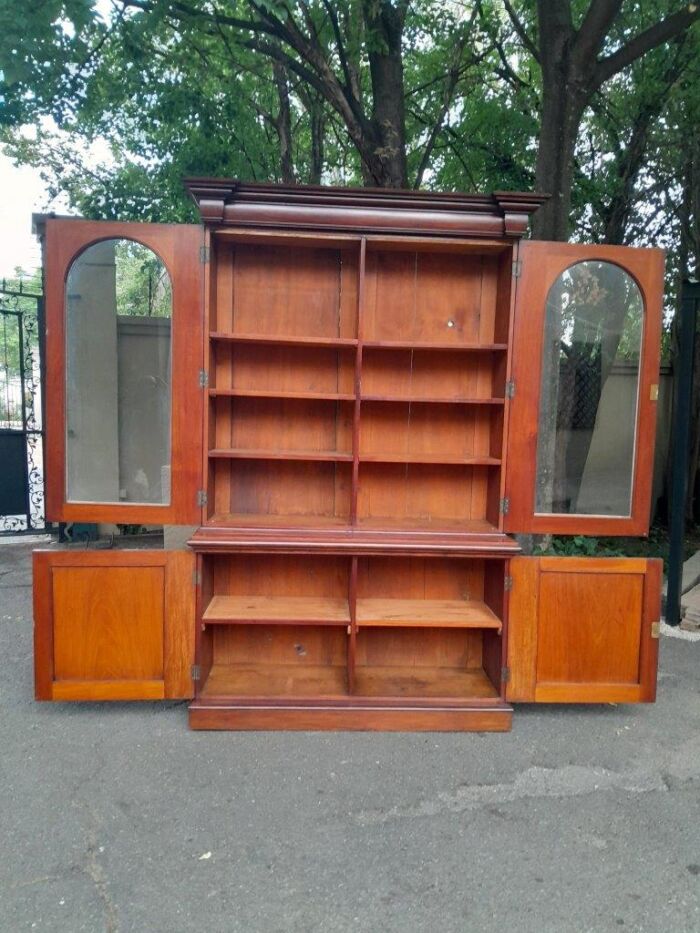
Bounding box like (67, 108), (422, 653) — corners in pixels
(192, 568), (202, 587)
(504, 575), (513, 591)
(198, 369), (209, 388)
(500, 496), (510, 515)
(512, 259), (522, 279)
(650, 384), (659, 401)
(501, 666), (511, 684)
(505, 380), (516, 399)
(199, 245), (210, 264)
(191, 664), (201, 682)
(651, 621), (661, 639)
(197, 489), (208, 507)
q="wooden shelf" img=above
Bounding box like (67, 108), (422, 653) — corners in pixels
(362, 340), (508, 351)
(359, 453), (501, 466)
(203, 595), (350, 625)
(201, 663), (348, 698)
(209, 447), (353, 462)
(354, 666), (499, 699)
(356, 598), (502, 630)
(210, 332), (358, 349)
(210, 388), (355, 401)
(361, 394), (504, 405)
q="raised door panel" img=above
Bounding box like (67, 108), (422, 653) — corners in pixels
(506, 556), (661, 703)
(504, 241), (664, 536)
(40, 218), (203, 524)
(34, 549), (195, 700)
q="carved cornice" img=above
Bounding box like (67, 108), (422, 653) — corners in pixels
(184, 178), (548, 240)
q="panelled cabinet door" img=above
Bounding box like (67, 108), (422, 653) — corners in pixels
(504, 241), (664, 536)
(506, 556), (661, 703)
(34, 549), (195, 701)
(41, 218), (204, 524)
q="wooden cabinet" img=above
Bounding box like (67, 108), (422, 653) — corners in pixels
(32, 182), (666, 731)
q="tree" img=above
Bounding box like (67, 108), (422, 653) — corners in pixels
(500, 0), (699, 240)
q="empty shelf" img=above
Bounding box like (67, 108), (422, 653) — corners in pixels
(356, 598), (502, 630)
(362, 340), (508, 351)
(210, 388), (355, 401)
(210, 332), (358, 348)
(203, 595), (351, 625)
(361, 395), (504, 405)
(201, 663), (348, 698)
(209, 447), (353, 462)
(360, 453), (501, 465)
(354, 666), (499, 699)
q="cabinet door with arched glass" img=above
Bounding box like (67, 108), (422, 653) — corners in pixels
(505, 241), (664, 536)
(39, 218), (204, 524)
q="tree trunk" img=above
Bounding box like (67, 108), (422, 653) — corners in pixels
(272, 59), (295, 184)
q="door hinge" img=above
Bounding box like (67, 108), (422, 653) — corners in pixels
(650, 383), (659, 401)
(191, 664), (201, 682)
(197, 489), (208, 507)
(505, 380), (516, 399)
(651, 621), (661, 639)
(500, 496), (510, 515)
(512, 259), (522, 278)
(504, 575), (513, 591)
(501, 666), (511, 684)
(199, 245), (211, 264)
(192, 568), (202, 587)
(198, 369), (209, 388)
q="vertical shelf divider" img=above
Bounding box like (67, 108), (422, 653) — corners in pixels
(348, 556), (358, 693)
(351, 238), (366, 526)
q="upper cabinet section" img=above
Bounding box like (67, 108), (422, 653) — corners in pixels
(38, 218), (204, 524)
(505, 241), (664, 536)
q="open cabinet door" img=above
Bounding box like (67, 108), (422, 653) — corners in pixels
(504, 241), (664, 536)
(506, 556), (661, 703)
(39, 218), (204, 524)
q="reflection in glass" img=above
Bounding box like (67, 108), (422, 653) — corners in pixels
(535, 261), (643, 517)
(65, 239), (172, 504)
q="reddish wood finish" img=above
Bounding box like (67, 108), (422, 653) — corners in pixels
(506, 556), (661, 703)
(33, 549), (195, 701)
(505, 241), (665, 536)
(37, 217), (204, 524)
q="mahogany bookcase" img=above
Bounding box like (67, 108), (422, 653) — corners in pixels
(32, 182), (665, 731)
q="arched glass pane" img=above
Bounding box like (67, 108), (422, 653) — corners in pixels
(535, 261), (643, 516)
(65, 239), (172, 504)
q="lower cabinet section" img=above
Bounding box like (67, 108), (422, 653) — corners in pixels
(189, 553), (512, 731)
(34, 549), (195, 701)
(506, 557), (662, 703)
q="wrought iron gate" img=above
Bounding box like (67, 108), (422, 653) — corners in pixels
(0, 278), (45, 534)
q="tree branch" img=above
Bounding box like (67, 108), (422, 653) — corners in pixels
(503, 0), (540, 62)
(595, 6), (700, 87)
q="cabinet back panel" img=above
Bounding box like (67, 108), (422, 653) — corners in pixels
(360, 402), (494, 458)
(364, 251), (498, 344)
(223, 460), (351, 519)
(357, 463), (490, 522)
(219, 396), (353, 454)
(357, 557), (485, 600)
(211, 554), (349, 597)
(356, 627), (482, 669)
(361, 348), (502, 400)
(214, 624), (346, 667)
(214, 243), (358, 338)
(214, 343), (355, 395)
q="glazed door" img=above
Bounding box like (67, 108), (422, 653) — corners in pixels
(506, 556), (661, 703)
(41, 218), (204, 524)
(504, 241), (664, 536)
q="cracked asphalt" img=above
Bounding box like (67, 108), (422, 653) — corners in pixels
(1, 540), (699, 933)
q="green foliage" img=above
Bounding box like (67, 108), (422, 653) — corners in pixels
(538, 536), (625, 558)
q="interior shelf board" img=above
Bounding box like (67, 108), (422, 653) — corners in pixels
(362, 339), (508, 351)
(361, 394), (504, 405)
(209, 388), (355, 401)
(209, 447), (353, 462)
(356, 598), (502, 630)
(210, 331), (358, 349)
(359, 453), (501, 466)
(354, 666), (499, 699)
(203, 595), (350, 624)
(200, 663), (348, 698)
